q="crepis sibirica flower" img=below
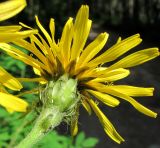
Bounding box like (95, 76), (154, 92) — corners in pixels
(0, 5), (159, 144)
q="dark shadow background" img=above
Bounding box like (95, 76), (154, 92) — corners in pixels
(1, 0), (160, 147)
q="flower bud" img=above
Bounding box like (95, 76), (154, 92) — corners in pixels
(40, 74), (79, 112)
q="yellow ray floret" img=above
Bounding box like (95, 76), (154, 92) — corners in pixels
(0, 92), (28, 112)
(0, 66), (22, 91)
(0, 67), (28, 113)
(88, 98), (124, 144)
(0, 0), (26, 21)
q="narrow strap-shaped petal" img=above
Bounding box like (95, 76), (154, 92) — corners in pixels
(90, 68), (130, 82)
(0, 25), (21, 32)
(87, 34), (142, 67)
(35, 16), (58, 56)
(13, 39), (48, 66)
(81, 98), (92, 115)
(0, 29), (38, 42)
(0, 92), (28, 112)
(0, 43), (49, 73)
(0, 0), (26, 21)
(116, 37), (121, 44)
(71, 118), (78, 136)
(108, 48), (159, 70)
(107, 85), (154, 97)
(86, 89), (120, 107)
(91, 84), (157, 118)
(17, 77), (46, 83)
(18, 77), (47, 84)
(70, 5), (91, 61)
(0, 66), (22, 91)
(86, 81), (157, 118)
(88, 98), (124, 144)
(59, 18), (74, 67)
(49, 18), (56, 43)
(77, 32), (109, 67)
(70, 108), (79, 136)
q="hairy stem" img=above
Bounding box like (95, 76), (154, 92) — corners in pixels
(15, 107), (64, 148)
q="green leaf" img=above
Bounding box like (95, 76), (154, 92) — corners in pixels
(82, 138), (99, 148)
(75, 132), (85, 147)
(0, 132), (10, 141)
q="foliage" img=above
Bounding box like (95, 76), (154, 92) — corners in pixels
(36, 131), (98, 148)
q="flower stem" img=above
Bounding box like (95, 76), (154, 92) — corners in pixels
(15, 106), (64, 148)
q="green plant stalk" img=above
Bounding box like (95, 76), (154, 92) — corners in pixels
(15, 74), (79, 148)
(15, 106), (64, 148)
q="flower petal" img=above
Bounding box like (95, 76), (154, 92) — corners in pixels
(0, 92), (28, 112)
(108, 48), (159, 70)
(88, 98), (124, 144)
(0, 26), (21, 32)
(81, 98), (92, 115)
(77, 32), (109, 67)
(70, 5), (91, 61)
(0, 43), (48, 73)
(0, 30), (38, 42)
(0, 0), (26, 21)
(91, 68), (130, 82)
(107, 85), (154, 97)
(86, 89), (120, 107)
(0, 66), (22, 91)
(35, 16), (58, 54)
(59, 17), (74, 67)
(70, 109), (79, 136)
(87, 34), (142, 67)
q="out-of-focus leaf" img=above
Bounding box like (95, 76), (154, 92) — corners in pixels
(82, 137), (99, 148)
(75, 132), (85, 147)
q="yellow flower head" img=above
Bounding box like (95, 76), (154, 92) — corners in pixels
(0, 5), (159, 143)
(0, 66), (28, 113)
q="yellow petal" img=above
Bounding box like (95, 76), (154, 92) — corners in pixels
(91, 68), (130, 82)
(0, 92), (28, 112)
(98, 86), (157, 118)
(0, 25), (22, 32)
(116, 37), (121, 44)
(59, 18), (74, 67)
(88, 98), (124, 144)
(0, 0), (26, 21)
(70, 109), (79, 136)
(13, 39), (48, 66)
(77, 32), (109, 67)
(0, 66), (22, 91)
(87, 34), (142, 67)
(81, 98), (92, 115)
(107, 85), (154, 97)
(71, 5), (91, 61)
(0, 43), (48, 73)
(35, 16), (58, 55)
(49, 18), (56, 43)
(19, 22), (33, 29)
(0, 29), (38, 42)
(17, 77), (45, 82)
(108, 48), (159, 70)
(33, 67), (41, 76)
(86, 89), (120, 107)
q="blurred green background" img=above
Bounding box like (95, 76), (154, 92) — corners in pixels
(0, 0), (160, 148)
